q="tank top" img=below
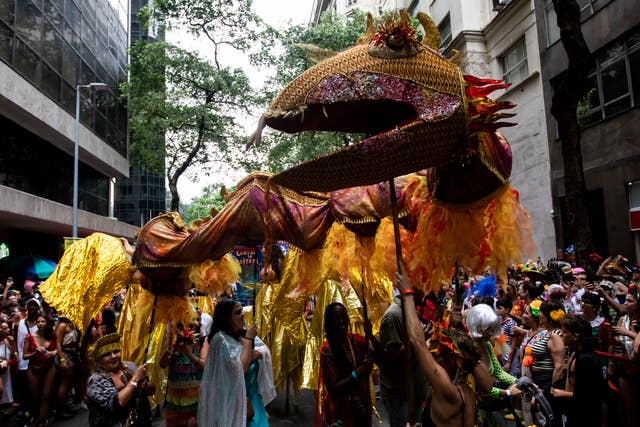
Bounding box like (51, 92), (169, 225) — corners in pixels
(531, 329), (561, 371)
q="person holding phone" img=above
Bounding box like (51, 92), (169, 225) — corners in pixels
(1, 277), (13, 306)
(86, 333), (155, 427)
(198, 300), (275, 427)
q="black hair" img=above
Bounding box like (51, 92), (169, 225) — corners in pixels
(540, 300), (565, 326)
(561, 315), (598, 351)
(323, 302), (350, 367)
(581, 292), (602, 311)
(561, 315), (591, 338)
(523, 280), (545, 299)
(37, 314), (55, 341)
(473, 296), (495, 307)
(496, 298), (513, 311)
(209, 299), (240, 342)
(101, 309), (117, 334)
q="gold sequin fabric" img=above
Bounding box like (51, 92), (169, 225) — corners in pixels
(40, 233), (133, 333)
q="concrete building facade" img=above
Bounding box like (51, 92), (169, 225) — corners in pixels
(0, 0), (138, 261)
(534, 0), (640, 262)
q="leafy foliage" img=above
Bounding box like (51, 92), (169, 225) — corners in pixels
(123, 40), (254, 211)
(149, 0), (273, 68)
(181, 183), (231, 225)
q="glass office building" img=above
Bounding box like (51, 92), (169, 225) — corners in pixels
(0, 0), (137, 257)
(1, 0), (128, 157)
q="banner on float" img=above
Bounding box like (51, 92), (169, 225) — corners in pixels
(231, 242), (288, 307)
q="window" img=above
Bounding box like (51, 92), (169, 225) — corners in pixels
(493, 0), (510, 11)
(41, 62), (61, 101)
(438, 15), (452, 50)
(501, 38), (528, 86)
(0, 0), (15, 27)
(576, 26), (640, 127)
(0, 20), (12, 62)
(42, 19), (62, 71)
(347, 0), (357, 6)
(16, 0), (42, 51)
(575, 0), (608, 20)
(544, 0), (560, 46)
(14, 38), (39, 83)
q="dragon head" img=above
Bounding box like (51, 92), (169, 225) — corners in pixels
(250, 11), (515, 203)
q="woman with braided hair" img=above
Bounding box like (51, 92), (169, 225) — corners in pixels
(319, 302), (374, 427)
(86, 333), (155, 427)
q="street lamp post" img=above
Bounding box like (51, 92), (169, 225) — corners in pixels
(73, 82), (108, 238)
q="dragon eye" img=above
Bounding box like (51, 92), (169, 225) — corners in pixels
(387, 34), (404, 47)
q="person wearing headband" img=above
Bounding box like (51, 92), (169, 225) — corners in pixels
(86, 333), (155, 427)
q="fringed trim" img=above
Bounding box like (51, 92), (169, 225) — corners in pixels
(336, 209), (408, 225)
(135, 260), (197, 268)
(227, 172), (329, 206)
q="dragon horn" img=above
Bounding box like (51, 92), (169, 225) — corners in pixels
(400, 9), (410, 25)
(357, 13), (376, 44)
(416, 12), (441, 50)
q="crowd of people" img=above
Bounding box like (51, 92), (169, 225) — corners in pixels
(0, 278), (276, 427)
(0, 279), (132, 426)
(317, 256), (640, 427)
(2, 253), (640, 427)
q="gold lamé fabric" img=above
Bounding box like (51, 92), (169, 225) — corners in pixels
(118, 285), (214, 408)
(40, 233), (133, 333)
(255, 247), (393, 392)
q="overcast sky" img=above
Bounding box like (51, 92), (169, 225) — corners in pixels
(166, 0), (314, 203)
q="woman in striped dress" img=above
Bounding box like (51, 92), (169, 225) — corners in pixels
(530, 301), (566, 426)
(160, 322), (206, 427)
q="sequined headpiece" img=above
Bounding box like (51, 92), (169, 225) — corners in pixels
(90, 333), (121, 361)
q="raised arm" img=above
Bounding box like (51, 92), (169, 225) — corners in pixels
(396, 270), (460, 404)
(55, 322), (68, 369)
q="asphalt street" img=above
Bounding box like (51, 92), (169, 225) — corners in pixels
(7, 386), (514, 427)
(7, 387), (384, 427)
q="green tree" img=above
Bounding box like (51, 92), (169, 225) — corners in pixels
(550, 0), (594, 266)
(244, 10), (368, 173)
(181, 183), (231, 225)
(150, 0), (273, 68)
(124, 40), (254, 212)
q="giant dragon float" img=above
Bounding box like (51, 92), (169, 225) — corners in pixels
(41, 11), (535, 399)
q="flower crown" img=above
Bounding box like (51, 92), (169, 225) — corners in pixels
(529, 300), (542, 317)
